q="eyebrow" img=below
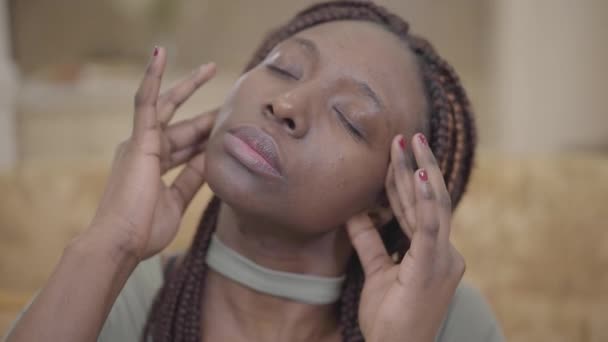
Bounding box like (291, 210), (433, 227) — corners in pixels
(355, 79), (385, 112)
(292, 36), (385, 112)
(292, 37), (320, 58)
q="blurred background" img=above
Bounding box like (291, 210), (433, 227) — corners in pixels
(0, 0), (607, 341)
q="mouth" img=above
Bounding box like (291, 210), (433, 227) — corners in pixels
(223, 125), (284, 179)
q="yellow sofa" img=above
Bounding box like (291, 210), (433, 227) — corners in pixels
(1, 153), (607, 341)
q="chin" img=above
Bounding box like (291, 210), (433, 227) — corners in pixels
(205, 156), (331, 235)
(205, 137), (282, 216)
(203, 132), (357, 235)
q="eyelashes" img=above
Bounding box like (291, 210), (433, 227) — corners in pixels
(266, 64), (299, 80)
(266, 64), (366, 142)
(334, 105), (365, 141)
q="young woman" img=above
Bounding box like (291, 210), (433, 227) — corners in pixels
(6, 1), (503, 341)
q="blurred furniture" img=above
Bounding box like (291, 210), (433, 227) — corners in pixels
(1, 153), (607, 341)
(5, 1), (608, 341)
(0, 0), (18, 170)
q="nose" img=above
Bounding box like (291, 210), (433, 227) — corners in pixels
(263, 91), (310, 139)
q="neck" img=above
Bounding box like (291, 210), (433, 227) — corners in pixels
(202, 202), (351, 341)
(215, 202), (351, 276)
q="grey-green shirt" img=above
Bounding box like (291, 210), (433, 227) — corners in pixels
(5, 255), (504, 342)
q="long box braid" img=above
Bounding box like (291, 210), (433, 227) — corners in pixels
(143, 1), (476, 341)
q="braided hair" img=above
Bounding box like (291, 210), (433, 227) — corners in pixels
(143, 1), (476, 341)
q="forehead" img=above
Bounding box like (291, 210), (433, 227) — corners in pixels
(289, 20), (427, 135)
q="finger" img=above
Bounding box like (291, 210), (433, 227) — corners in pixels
(390, 135), (417, 232)
(157, 63), (217, 125)
(404, 168), (440, 272)
(385, 165), (413, 238)
(411, 133), (453, 243)
(164, 142), (207, 173)
(345, 213), (392, 277)
(133, 46), (167, 143)
(165, 109), (218, 153)
(169, 152), (207, 213)
(448, 244), (467, 282)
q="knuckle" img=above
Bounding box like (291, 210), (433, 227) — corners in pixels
(404, 192), (416, 207)
(421, 221), (440, 238)
(393, 208), (404, 221)
(169, 92), (185, 108)
(185, 163), (205, 179)
(167, 90), (179, 103)
(439, 193), (452, 210)
(450, 250), (466, 278)
(189, 67), (202, 81)
(421, 184), (436, 200)
(114, 140), (128, 155)
(156, 92), (168, 107)
(426, 152), (438, 166)
(419, 267), (437, 289)
(209, 107), (220, 117)
(191, 76), (204, 88)
(133, 91), (146, 108)
(385, 175), (395, 189)
(396, 157), (409, 172)
(366, 252), (389, 276)
(145, 64), (159, 78)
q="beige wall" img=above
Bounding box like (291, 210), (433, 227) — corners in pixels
(13, 0), (606, 154)
(490, 0), (608, 154)
(10, 0), (181, 72)
(3, 1), (608, 340)
(0, 0), (17, 170)
(175, 0), (486, 70)
(175, 0), (492, 144)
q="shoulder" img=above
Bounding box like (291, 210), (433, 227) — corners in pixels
(98, 254), (164, 342)
(435, 282), (505, 342)
(3, 255), (165, 342)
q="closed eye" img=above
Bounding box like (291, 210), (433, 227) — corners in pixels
(334, 106), (365, 142)
(266, 64), (299, 80)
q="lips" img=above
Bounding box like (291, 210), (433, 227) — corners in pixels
(226, 125), (283, 177)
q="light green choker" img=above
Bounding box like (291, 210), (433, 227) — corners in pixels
(205, 234), (346, 305)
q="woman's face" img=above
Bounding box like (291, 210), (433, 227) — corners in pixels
(205, 20), (427, 235)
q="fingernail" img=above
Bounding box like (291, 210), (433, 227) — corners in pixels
(418, 169), (428, 182)
(200, 62), (217, 75)
(199, 63), (210, 72)
(418, 133), (427, 146)
(398, 136), (406, 150)
(153, 46), (159, 57)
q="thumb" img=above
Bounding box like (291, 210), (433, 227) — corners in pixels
(346, 212), (391, 278)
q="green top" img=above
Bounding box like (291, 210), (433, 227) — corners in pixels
(5, 255), (504, 342)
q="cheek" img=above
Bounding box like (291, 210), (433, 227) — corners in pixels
(328, 153), (386, 205)
(209, 71), (264, 138)
(221, 69), (271, 111)
(290, 148), (388, 229)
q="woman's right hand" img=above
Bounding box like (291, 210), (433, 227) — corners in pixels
(5, 46), (218, 342)
(89, 46), (217, 260)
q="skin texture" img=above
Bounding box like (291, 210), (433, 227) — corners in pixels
(5, 49), (219, 342)
(198, 21), (427, 340)
(206, 21), (426, 240)
(198, 21), (463, 342)
(6, 19), (465, 342)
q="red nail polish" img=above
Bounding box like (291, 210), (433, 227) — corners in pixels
(399, 136), (406, 150)
(418, 134), (427, 146)
(419, 169), (428, 182)
(153, 46), (159, 57)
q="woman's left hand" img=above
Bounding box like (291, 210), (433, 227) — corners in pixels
(345, 133), (465, 342)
